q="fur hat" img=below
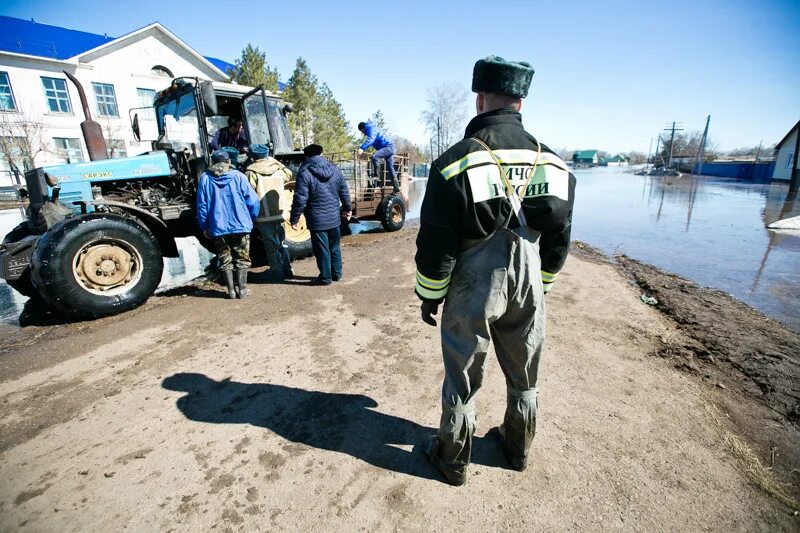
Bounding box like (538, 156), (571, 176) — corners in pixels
(303, 144), (324, 157)
(471, 56), (535, 98)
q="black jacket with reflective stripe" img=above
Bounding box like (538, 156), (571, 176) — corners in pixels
(414, 107), (576, 302)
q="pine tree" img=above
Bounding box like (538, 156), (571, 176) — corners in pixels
(283, 57), (318, 147)
(369, 109), (388, 132)
(228, 44), (280, 92)
(313, 84), (355, 154)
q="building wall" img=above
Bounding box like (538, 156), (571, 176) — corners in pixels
(773, 128), (797, 181)
(0, 32), (224, 187)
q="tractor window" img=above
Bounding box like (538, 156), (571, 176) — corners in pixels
(155, 91), (203, 157)
(266, 100), (293, 155)
(242, 92), (271, 148)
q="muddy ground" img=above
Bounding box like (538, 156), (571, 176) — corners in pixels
(0, 228), (798, 532)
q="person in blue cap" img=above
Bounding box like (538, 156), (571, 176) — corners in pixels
(357, 121), (399, 193)
(245, 144), (294, 280)
(196, 149), (260, 298)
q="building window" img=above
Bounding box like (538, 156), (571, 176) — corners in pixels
(105, 139), (127, 159)
(136, 88), (156, 119)
(151, 65), (174, 78)
(0, 72), (16, 111)
(787, 151), (796, 170)
(53, 137), (84, 163)
(93, 82), (119, 117)
(42, 77), (72, 114)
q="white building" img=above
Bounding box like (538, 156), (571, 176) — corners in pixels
(772, 120), (799, 182)
(0, 16), (234, 188)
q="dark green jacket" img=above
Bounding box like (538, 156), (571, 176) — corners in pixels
(414, 107), (576, 302)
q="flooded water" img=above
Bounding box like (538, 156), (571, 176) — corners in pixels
(1, 173), (797, 331)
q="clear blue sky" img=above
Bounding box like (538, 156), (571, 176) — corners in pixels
(3, 0), (799, 153)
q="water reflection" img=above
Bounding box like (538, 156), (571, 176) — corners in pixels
(573, 167), (799, 331)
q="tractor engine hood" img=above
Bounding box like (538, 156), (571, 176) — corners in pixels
(39, 152), (172, 187)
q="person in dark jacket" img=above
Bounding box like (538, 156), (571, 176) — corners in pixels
(210, 117), (249, 154)
(289, 144), (352, 285)
(357, 121), (399, 193)
(416, 56), (576, 486)
(196, 149), (260, 298)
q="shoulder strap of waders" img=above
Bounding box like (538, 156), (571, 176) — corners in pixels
(470, 137), (542, 228)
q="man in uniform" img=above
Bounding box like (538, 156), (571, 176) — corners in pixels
(245, 144), (294, 281)
(415, 56), (576, 486)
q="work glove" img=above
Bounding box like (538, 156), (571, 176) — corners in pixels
(357, 148), (364, 156)
(421, 300), (440, 327)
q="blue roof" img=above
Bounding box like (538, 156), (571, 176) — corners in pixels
(0, 15), (234, 74)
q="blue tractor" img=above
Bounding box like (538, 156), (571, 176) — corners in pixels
(0, 75), (305, 318)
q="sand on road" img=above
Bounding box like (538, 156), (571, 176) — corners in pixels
(0, 228), (797, 531)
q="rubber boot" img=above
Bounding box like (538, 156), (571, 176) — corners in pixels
(236, 269), (251, 299)
(223, 270), (236, 299)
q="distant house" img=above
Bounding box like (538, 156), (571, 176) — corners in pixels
(605, 154), (629, 167)
(572, 150), (598, 166)
(772, 120), (799, 182)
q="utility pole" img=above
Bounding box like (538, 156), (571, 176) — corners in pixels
(663, 121), (684, 168)
(646, 137), (653, 169)
(436, 117), (442, 158)
(694, 115), (710, 176)
(653, 135), (661, 167)
(754, 139), (762, 162)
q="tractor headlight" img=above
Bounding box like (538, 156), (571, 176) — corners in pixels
(44, 172), (59, 187)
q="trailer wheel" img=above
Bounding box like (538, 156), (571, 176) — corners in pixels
(378, 195), (405, 232)
(31, 213), (163, 318)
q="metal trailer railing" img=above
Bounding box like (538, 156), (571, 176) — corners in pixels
(326, 150), (410, 220)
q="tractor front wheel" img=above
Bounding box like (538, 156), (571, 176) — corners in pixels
(31, 214), (163, 318)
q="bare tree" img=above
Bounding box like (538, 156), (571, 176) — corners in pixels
(0, 108), (51, 187)
(101, 118), (128, 158)
(420, 82), (471, 157)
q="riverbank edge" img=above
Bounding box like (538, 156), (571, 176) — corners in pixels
(571, 240), (800, 507)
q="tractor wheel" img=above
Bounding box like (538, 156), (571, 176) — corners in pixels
(282, 182), (313, 259)
(7, 270), (35, 298)
(2, 222), (35, 297)
(31, 213), (163, 318)
(378, 195), (405, 232)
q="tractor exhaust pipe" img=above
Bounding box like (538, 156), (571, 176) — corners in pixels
(63, 70), (108, 161)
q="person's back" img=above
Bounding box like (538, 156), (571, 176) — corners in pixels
(244, 145), (294, 280)
(290, 145), (352, 285)
(415, 56), (576, 486)
(291, 155), (350, 232)
(197, 150), (260, 298)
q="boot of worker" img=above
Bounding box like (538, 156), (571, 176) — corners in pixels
(235, 269), (251, 298)
(223, 270), (236, 299)
(423, 435), (467, 486)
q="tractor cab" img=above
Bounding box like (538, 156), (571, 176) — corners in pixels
(136, 78), (301, 177)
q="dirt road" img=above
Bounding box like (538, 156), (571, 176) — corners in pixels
(0, 228), (797, 531)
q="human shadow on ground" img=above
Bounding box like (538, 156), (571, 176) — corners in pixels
(162, 373), (448, 481)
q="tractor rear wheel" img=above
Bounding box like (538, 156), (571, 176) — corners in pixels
(31, 213), (163, 318)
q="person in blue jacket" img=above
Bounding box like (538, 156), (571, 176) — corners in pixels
(290, 144), (352, 285)
(357, 121), (399, 193)
(196, 149), (261, 299)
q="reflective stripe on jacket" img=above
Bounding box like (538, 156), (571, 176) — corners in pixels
(414, 107), (576, 301)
